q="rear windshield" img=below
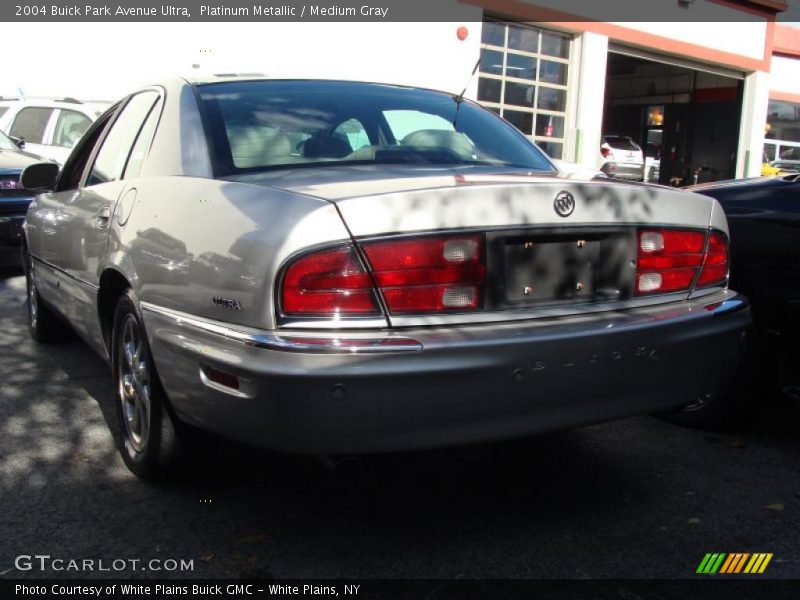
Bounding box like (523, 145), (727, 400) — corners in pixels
(604, 136), (641, 151)
(198, 80), (555, 175)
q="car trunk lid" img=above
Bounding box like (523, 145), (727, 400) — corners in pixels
(229, 166), (721, 327)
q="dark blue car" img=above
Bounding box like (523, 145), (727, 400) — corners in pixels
(0, 129), (46, 267)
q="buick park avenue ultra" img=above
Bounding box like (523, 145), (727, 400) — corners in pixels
(20, 77), (751, 480)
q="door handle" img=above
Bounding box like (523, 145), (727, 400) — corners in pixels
(96, 205), (112, 229)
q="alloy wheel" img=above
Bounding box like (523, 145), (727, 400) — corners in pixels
(118, 314), (151, 453)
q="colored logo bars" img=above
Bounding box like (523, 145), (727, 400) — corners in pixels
(696, 553), (773, 574)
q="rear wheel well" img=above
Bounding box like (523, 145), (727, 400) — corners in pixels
(98, 270), (131, 355)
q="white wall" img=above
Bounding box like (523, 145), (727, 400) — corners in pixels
(738, 70), (771, 177)
(507, 0), (768, 64)
(529, 0), (766, 24)
(770, 55), (800, 96)
(614, 21), (767, 63)
(570, 32), (608, 166)
(1, 19), (482, 102)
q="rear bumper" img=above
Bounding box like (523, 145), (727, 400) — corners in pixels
(605, 163), (645, 181)
(143, 291), (751, 454)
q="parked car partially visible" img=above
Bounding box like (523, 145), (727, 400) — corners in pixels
(600, 134), (645, 181)
(773, 159), (800, 175)
(21, 77), (750, 480)
(0, 98), (107, 165)
(683, 174), (800, 425)
(0, 129), (49, 267)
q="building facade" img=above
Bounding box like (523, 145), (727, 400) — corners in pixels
(2, 1), (798, 183)
(467, 0), (795, 183)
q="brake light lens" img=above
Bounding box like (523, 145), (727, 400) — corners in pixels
(282, 246), (380, 315)
(600, 147), (614, 159)
(281, 235), (487, 317)
(362, 235), (485, 314)
(635, 229), (728, 296)
(696, 231), (729, 287)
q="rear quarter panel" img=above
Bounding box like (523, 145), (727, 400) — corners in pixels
(107, 177), (353, 330)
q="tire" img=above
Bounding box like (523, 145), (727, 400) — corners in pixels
(658, 332), (763, 431)
(658, 387), (759, 431)
(23, 247), (73, 343)
(111, 289), (194, 480)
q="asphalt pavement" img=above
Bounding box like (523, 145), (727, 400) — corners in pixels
(1, 267), (799, 581)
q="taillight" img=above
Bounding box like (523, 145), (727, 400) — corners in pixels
(601, 147), (614, 159)
(280, 235), (487, 317)
(635, 229), (728, 296)
(696, 231), (729, 288)
(281, 246), (380, 315)
(362, 235), (485, 314)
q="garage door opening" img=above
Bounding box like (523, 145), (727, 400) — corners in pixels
(603, 50), (744, 186)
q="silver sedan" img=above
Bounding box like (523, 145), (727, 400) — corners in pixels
(20, 77), (750, 480)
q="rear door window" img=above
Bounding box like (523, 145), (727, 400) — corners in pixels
(604, 136), (641, 151)
(52, 109), (92, 148)
(9, 107), (54, 144)
(86, 91), (159, 186)
(123, 97), (162, 179)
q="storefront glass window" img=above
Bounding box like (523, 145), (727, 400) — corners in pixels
(764, 100), (800, 168)
(477, 20), (571, 159)
(766, 100), (800, 143)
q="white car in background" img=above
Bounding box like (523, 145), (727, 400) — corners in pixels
(0, 98), (108, 164)
(551, 159), (606, 180)
(599, 134), (645, 182)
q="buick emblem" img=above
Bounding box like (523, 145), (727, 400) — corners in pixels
(554, 191), (575, 217)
